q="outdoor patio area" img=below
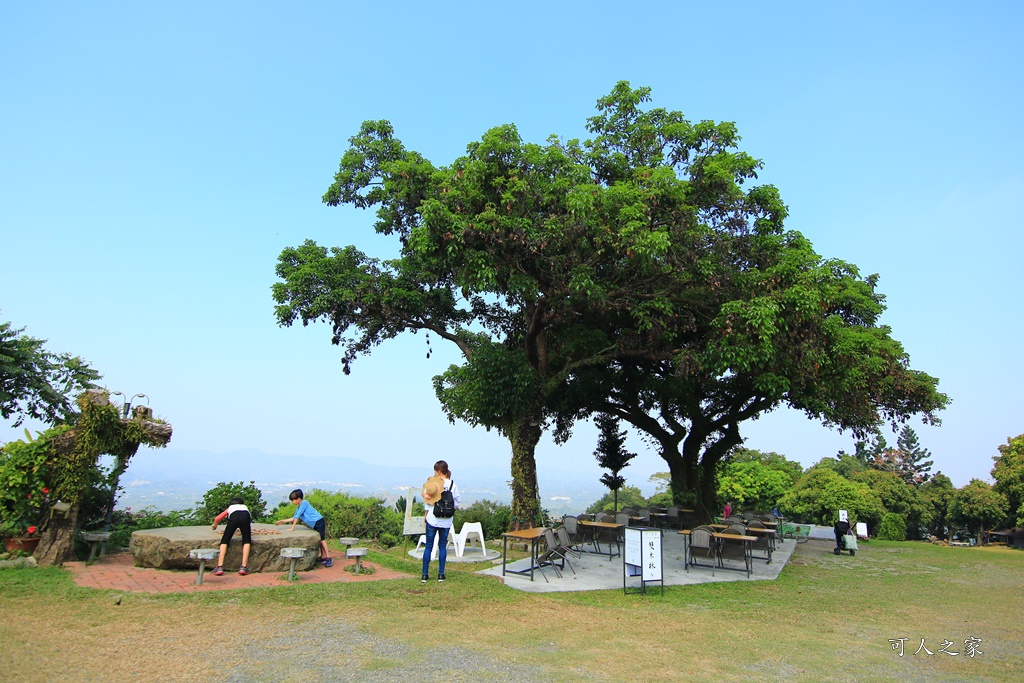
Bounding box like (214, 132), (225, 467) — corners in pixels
(477, 527), (798, 593)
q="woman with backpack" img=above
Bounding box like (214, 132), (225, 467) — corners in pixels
(420, 459), (461, 583)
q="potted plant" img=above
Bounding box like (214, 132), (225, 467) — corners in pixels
(4, 524), (41, 554)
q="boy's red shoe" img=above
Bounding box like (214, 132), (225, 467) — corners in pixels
(238, 566), (249, 576)
(212, 566), (224, 576)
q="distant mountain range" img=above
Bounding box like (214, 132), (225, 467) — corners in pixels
(117, 448), (609, 517)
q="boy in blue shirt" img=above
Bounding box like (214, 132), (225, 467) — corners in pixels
(275, 489), (333, 567)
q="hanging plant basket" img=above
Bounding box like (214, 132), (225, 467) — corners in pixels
(4, 537), (41, 554)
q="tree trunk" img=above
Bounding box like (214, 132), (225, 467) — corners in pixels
(694, 424), (742, 524)
(665, 451), (698, 510)
(33, 501), (82, 566)
(508, 418), (542, 531)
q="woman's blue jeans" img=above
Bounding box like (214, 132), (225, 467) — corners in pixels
(422, 522), (449, 576)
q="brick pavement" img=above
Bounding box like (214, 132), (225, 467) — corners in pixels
(64, 552), (409, 594)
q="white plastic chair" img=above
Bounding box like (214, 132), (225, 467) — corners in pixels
(453, 522), (486, 557)
(415, 530), (456, 560)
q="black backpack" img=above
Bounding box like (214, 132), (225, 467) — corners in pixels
(433, 480), (456, 518)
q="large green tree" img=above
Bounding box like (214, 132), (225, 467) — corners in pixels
(274, 83), (946, 527)
(274, 83), (780, 527)
(715, 448), (803, 512)
(920, 472), (956, 540)
(554, 160), (948, 520)
(948, 479), (1008, 543)
(853, 469), (931, 539)
(991, 434), (1024, 527)
(1, 315), (100, 427)
(778, 466), (885, 528)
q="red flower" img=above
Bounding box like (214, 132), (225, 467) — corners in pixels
(27, 526), (37, 535)
(42, 487), (50, 494)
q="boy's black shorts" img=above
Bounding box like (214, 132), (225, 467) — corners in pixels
(313, 518), (326, 541)
(221, 509), (252, 545)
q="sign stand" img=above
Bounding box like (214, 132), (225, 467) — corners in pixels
(402, 494), (426, 553)
(623, 526), (663, 595)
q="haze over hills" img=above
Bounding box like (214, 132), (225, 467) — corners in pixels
(116, 448), (615, 517)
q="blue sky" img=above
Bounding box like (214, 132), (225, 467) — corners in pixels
(2, 2), (1021, 494)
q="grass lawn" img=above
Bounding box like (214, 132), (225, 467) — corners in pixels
(0, 539), (1020, 682)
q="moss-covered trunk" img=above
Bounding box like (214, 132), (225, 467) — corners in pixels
(33, 501), (81, 566)
(508, 418), (542, 531)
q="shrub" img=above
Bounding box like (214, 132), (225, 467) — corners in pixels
(197, 481), (268, 523)
(585, 485), (648, 513)
(273, 490), (403, 546)
(877, 512), (907, 541)
(453, 499), (511, 541)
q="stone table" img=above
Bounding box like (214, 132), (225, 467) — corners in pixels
(130, 524), (320, 573)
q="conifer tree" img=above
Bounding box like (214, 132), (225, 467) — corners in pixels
(896, 425), (934, 485)
(594, 414), (637, 512)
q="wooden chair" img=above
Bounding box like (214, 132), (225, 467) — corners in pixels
(688, 526), (716, 575)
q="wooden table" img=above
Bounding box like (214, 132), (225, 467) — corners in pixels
(501, 527), (547, 581)
(742, 527), (775, 562)
(578, 521), (624, 559)
(680, 529), (757, 578)
(709, 523), (774, 561)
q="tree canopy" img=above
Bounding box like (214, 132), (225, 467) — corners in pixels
(991, 433), (1024, 527)
(274, 82), (947, 526)
(778, 466), (885, 527)
(948, 479), (1008, 540)
(1, 315), (100, 427)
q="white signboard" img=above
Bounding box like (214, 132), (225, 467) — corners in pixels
(641, 529), (662, 581)
(403, 493), (425, 536)
(624, 527), (663, 584)
(625, 527), (643, 566)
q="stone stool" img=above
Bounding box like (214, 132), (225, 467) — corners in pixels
(338, 537), (359, 553)
(346, 546), (369, 573)
(82, 532), (111, 563)
(281, 547), (306, 581)
(188, 548), (220, 585)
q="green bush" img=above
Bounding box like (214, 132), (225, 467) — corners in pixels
(585, 485), (648, 514)
(273, 490), (403, 547)
(877, 512), (908, 541)
(197, 481), (268, 523)
(453, 499), (511, 540)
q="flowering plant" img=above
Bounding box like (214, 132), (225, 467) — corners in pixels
(0, 437), (51, 539)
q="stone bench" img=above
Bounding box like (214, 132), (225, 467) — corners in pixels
(346, 546), (369, 572)
(82, 532), (111, 564)
(281, 547), (306, 581)
(188, 548), (219, 585)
